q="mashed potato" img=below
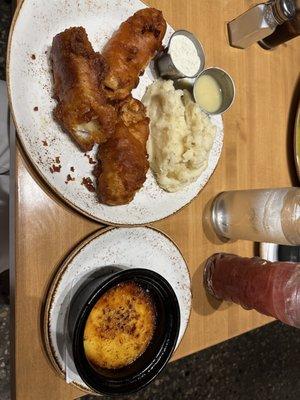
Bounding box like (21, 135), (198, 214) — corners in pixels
(142, 79), (216, 192)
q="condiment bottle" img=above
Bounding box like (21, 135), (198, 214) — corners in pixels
(259, 0), (300, 48)
(227, 0), (295, 49)
(203, 253), (300, 328)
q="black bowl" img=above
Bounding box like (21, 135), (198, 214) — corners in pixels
(68, 267), (180, 396)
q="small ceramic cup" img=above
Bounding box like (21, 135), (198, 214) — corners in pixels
(68, 267), (180, 396)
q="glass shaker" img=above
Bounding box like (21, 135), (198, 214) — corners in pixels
(227, 0), (295, 49)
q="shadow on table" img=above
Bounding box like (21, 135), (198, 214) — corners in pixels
(0, 270), (9, 305)
(253, 242), (260, 257)
(191, 261), (231, 317)
(287, 74), (300, 187)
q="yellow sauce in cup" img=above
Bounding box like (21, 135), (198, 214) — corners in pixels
(194, 74), (222, 113)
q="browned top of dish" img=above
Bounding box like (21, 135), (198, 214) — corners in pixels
(83, 281), (156, 369)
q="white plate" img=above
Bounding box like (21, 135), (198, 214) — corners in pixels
(8, 0), (224, 225)
(44, 226), (191, 392)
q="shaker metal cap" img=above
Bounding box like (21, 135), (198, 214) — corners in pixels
(272, 0), (295, 23)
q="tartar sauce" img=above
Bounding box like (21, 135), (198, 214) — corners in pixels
(169, 34), (200, 77)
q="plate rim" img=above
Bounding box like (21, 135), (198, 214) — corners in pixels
(43, 225), (192, 389)
(7, 0), (223, 226)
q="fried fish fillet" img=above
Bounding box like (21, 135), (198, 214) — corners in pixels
(102, 8), (167, 101)
(51, 27), (116, 151)
(96, 96), (149, 205)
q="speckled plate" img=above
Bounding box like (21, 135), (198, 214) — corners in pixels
(8, 0), (224, 225)
(43, 226), (191, 392)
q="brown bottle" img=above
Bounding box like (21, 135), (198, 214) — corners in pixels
(259, 0), (300, 48)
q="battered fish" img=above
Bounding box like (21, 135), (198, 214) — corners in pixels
(102, 8), (166, 101)
(96, 96), (149, 205)
(51, 27), (116, 151)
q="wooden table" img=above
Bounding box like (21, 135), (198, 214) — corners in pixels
(10, 0), (300, 399)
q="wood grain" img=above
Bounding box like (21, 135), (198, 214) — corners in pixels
(10, 0), (300, 399)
